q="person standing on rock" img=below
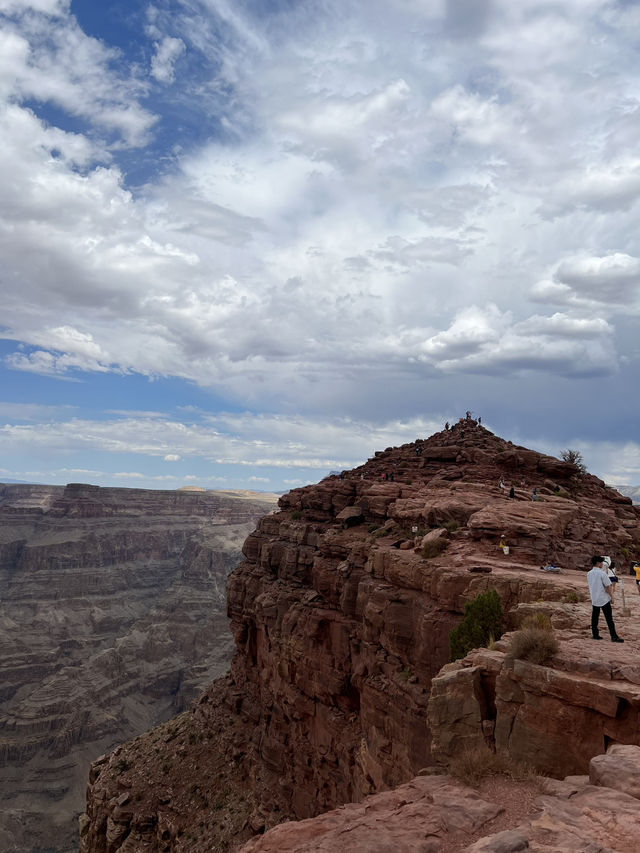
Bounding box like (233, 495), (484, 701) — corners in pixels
(587, 556), (623, 642)
(603, 556), (618, 602)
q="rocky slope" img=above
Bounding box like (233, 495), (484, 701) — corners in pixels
(0, 484), (277, 853)
(76, 420), (640, 851)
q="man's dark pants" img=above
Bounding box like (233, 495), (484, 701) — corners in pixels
(591, 601), (617, 638)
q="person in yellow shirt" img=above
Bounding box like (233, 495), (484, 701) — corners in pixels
(634, 562), (640, 596)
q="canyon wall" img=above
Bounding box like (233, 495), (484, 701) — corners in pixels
(0, 483), (277, 853)
(77, 421), (640, 852)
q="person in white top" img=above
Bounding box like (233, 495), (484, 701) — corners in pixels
(602, 556), (617, 602)
(587, 555), (623, 642)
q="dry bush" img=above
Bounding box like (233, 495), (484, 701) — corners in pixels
(521, 612), (552, 631)
(421, 538), (448, 559)
(506, 619), (558, 665)
(447, 745), (540, 788)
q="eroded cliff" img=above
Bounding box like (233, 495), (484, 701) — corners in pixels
(77, 421), (640, 852)
(0, 484), (277, 853)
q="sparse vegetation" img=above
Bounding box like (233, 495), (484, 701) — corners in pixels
(443, 519), (459, 533)
(561, 448), (587, 474)
(421, 538), (448, 559)
(290, 509), (304, 520)
(448, 745), (540, 788)
(114, 758), (130, 774)
(449, 589), (504, 661)
(399, 665), (412, 682)
(506, 613), (558, 665)
(565, 590), (582, 604)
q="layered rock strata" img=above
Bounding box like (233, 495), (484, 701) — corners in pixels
(0, 484), (277, 853)
(77, 421), (640, 852)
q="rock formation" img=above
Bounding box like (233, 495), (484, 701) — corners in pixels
(0, 484), (277, 853)
(76, 421), (640, 852)
(237, 744), (640, 852)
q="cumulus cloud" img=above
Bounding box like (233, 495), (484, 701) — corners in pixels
(0, 0), (639, 485)
(418, 305), (617, 376)
(531, 254), (640, 312)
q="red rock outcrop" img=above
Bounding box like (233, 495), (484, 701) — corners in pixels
(77, 421), (640, 852)
(238, 745), (640, 853)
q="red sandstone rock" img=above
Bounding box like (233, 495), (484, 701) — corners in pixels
(76, 422), (640, 853)
(236, 775), (503, 853)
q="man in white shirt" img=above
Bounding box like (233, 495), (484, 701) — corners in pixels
(587, 555), (623, 642)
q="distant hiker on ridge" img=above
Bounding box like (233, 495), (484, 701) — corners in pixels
(587, 555), (623, 643)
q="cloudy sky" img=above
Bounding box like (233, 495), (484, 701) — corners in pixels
(1, 0), (639, 492)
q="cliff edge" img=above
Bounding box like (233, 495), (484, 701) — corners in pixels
(77, 421), (640, 851)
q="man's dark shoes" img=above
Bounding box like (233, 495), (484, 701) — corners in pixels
(612, 636), (624, 643)
(592, 635), (603, 640)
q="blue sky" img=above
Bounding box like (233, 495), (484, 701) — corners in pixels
(1, 0), (639, 492)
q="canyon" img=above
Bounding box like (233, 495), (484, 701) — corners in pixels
(0, 483), (277, 853)
(75, 419), (640, 852)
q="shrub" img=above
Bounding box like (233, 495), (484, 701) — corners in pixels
(447, 745), (509, 786)
(560, 448), (587, 474)
(290, 509), (304, 520)
(521, 612), (552, 631)
(447, 745), (541, 788)
(565, 590), (582, 604)
(506, 616), (558, 666)
(449, 589), (503, 661)
(422, 538), (448, 559)
(443, 519), (459, 533)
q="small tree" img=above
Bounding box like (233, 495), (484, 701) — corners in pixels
(449, 589), (504, 661)
(560, 448), (587, 474)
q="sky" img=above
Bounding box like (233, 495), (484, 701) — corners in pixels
(0, 0), (639, 493)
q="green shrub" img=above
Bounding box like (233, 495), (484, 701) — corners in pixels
(443, 519), (459, 533)
(290, 509), (303, 520)
(565, 590), (582, 604)
(422, 538), (448, 559)
(449, 589), (503, 661)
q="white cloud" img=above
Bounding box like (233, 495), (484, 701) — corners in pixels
(163, 453), (181, 461)
(0, 411), (444, 471)
(1, 5), (155, 147)
(150, 36), (186, 84)
(0, 0), (639, 473)
(418, 305), (617, 376)
(531, 253), (640, 312)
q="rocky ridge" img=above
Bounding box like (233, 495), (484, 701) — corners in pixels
(0, 484), (277, 853)
(77, 420), (640, 851)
